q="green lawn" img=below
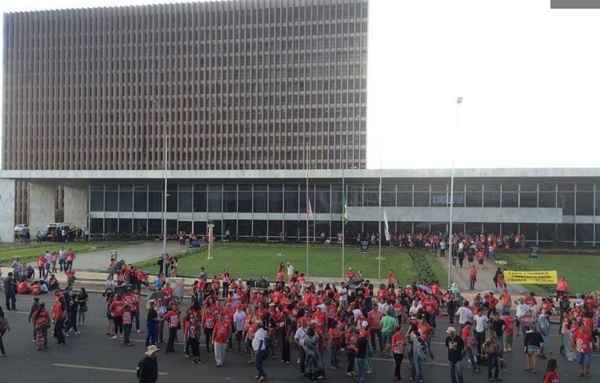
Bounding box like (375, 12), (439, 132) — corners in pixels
(0, 241), (136, 265)
(496, 252), (600, 295)
(138, 243), (446, 283)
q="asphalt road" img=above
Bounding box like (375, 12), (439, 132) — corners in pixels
(0, 293), (597, 383)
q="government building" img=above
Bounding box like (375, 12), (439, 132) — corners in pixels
(1, 1), (599, 246)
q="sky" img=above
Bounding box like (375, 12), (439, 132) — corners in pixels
(1, 0), (600, 169)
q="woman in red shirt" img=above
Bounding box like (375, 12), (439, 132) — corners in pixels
(391, 328), (406, 381)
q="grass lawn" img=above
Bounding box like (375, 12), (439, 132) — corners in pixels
(0, 241), (136, 265)
(138, 242), (446, 283)
(496, 252), (600, 295)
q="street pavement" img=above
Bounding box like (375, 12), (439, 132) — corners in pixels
(1, 292), (598, 383)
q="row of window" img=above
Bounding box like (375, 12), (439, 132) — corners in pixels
(88, 181), (600, 216)
(88, 218), (600, 245)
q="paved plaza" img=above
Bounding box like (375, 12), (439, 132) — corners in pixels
(0, 292), (597, 383)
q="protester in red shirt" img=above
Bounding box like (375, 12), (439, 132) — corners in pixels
(391, 328), (407, 380)
(109, 295), (124, 339)
(367, 308), (383, 352)
(164, 304), (180, 353)
(213, 314), (231, 367)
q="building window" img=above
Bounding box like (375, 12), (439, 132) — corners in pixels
(501, 183), (518, 208)
(253, 185), (267, 213)
(576, 184), (594, 216)
(519, 183), (537, 208)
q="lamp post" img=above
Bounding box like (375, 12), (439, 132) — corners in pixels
(448, 96), (462, 287)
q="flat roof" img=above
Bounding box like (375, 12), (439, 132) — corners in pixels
(1, 168), (600, 181)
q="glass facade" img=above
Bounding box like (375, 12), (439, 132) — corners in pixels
(88, 179), (600, 245)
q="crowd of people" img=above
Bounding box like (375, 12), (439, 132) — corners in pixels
(1, 246), (599, 383)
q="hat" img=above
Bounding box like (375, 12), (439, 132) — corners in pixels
(446, 327), (456, 334)
(145, 345), (159, 356)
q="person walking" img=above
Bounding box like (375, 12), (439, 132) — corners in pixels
(524, 327), (544, 373)
(356, 328), (369, 383)
(253, 322), (269, 382)
(380, 309), (398, 355)
(3, 273), (17, 311)
(483, 333), (502, 382)
(137, 345), (159, 383)
(76, 287), (88, 326)
(473, 309), (488, 360)
(445, 327), (465, 383)
(213, 313), (231, 367)
(51, 298), (66, 345)
(0, 306), (9, 357)
(123, 304), (134, 346)
(28, 297), (41, 341)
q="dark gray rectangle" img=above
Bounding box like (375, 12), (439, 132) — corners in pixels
(552, 0), (600, 8)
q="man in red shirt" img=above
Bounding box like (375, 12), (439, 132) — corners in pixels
(391, 328), (406, 380)
(109, 295), (124, 339)
(213, 313), (231, 367)
(367, 307), (383, 352)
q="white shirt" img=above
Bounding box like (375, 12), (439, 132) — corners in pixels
(252, 327), (268, 351)
(474, 314), (488, 333)
(456, 306), (473, 325)
(378, 302), (390, 315)
(294, 327), (307, 346)
(352, 308), (363, 321)
(516, 303), (530, 319)
(287, 265), (295, 278)
(233, 310), (246, 332)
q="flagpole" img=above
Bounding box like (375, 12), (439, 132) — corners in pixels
(306, 173), (309, 277)
(378, 163), (382, 280)
(341, 168), (345, 278)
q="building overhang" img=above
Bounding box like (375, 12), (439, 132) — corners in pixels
(1, 168), (600, 181)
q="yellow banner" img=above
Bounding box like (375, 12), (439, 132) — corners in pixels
(504, 270), (557, 285)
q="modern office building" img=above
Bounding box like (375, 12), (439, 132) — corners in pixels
(1, 168), (600, 247)
(1, 0), (369, 228)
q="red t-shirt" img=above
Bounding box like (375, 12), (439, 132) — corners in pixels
(574, 327), (592, 353)
(543, 371), (559, 383)
(391, 332), (406, 354)
(213, 321), (231, 344)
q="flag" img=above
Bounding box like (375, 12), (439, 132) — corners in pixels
(342, 191), (349, 224)
(383, 211), (390, 242)
(306, 196), (313, 219)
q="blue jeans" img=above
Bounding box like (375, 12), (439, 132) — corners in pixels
(146, 321), (157, 346)
(450, 360), (465, 383)
(256, 349), (267, 378)
(414, 354), (424, 383)
(356, 358), (367, 383)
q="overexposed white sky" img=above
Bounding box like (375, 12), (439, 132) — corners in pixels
(1, 0), (599, 169)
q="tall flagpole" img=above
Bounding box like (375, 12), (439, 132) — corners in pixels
(341, 168), (345, 278)
(306, 171), (309, 277)
(378, 168), (382, 280)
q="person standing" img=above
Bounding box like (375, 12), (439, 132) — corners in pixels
(213, 313), (231, 367)
(122, 304), (134, 346)
(356, 328), (369, 383)
(137, 345), (159, 383)
(0, 306), (9, 356)
(164, 304), (180, 353)
(253, 322), (269, 382)
(51, 298), (66, 345)
(28, 297), (41, 341)
(3, 273), (17, 311)
(456, 301), (473, 330)
(146, 300), (159, 347)
(473, 310), (488, 360)
(524, 327), (544, 373)
(380, 309), (398, 355)
(573, 320), (592, 378)
(391, 327), (406, 381)
(445, 327), (465, 383)
(76, 288), (88, 326)
(469, 265), (478, 290)
(483, 333), (501, 382)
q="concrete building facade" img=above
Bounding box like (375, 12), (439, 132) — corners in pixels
(1, 168), (599, 246)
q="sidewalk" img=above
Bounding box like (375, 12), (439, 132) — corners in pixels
(434, 254), (529, 295)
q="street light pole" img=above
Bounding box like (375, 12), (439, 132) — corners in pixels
(448, 97), (462, 287)
(162, 109), (168, 259)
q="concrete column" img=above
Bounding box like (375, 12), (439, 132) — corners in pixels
(0, 179), (16, 242)
(29, 182), (56, 237)
(63, 184), (88, 230)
